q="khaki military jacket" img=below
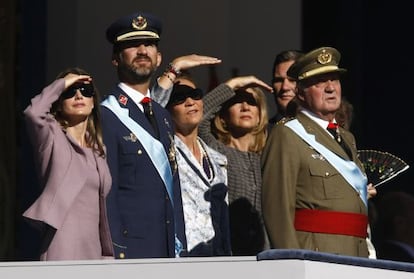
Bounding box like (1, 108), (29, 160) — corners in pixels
(261, 112), (369, 257)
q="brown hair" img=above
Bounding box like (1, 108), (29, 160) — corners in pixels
(51, 67), (106, 157)
(336, 97), (354, 130)
(212, 87), (268, 153)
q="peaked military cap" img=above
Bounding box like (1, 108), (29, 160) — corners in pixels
(106, 12), (162, 44)
(287, 47), (347, 81)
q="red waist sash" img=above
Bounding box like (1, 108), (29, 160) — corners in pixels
(294, 209), (368, 238)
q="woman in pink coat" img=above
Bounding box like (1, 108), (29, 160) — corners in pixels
(23, 67), (114, 260)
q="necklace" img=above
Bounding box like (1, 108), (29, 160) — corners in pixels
(197, 139), (214, 182)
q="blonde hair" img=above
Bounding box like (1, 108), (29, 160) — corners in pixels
(213, 87), (268, 153)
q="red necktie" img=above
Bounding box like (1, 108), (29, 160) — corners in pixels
(327, 122), (352, 158)
(141, 97), (159, 138)
(141, 97), (151, 107)
(327, 122), (338, 130)
(326, 122), (339, 141)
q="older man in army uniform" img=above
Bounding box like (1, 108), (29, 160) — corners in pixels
(261, 46), (372, 257)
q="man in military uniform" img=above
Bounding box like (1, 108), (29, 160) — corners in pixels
(100, 12), (187, 259)
(268, 49), (303, 126)
(261, 46), (371, 257)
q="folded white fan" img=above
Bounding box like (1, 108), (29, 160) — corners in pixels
(357, 150), (410, 188)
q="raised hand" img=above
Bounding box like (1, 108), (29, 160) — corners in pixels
(169, 54), (222, 72)
(64, 73), (92, 90)
(158, 54), (222, 88)
(225, 75), (273, 93)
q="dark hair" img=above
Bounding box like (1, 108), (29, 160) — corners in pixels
(52, 67), (106, 157)
(271, 50), (303, 82)
(336, 97), (354, 130)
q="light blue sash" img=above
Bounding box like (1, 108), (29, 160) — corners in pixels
(102, 96), (183, 256)
(286, 119), (368, 206)
(102, 96), (174, 204)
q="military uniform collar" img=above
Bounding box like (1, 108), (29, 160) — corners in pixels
(300, 109), (337, 133)
(118, 82), (151, 106)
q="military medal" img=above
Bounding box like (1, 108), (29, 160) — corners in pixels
(168, 133), (177, 174)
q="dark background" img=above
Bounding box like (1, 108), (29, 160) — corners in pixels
(302, 1), (414, 196)
(2, 0), (413, 260)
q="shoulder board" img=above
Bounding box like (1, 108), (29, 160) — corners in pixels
(277, 116), (296, 125)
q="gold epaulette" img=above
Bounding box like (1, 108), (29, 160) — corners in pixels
(277, 116), (296, 125)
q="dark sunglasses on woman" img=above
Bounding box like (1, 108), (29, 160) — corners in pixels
(167, 84), (203, 107)
(61, 83), (95, 99)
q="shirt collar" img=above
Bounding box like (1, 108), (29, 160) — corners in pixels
(118, 82), (151, 106)
(301, 108), (337, 130)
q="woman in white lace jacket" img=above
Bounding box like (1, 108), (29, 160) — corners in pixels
(154, 72), (231, 256)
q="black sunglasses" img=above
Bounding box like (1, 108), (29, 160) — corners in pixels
(227, 91), (258, 107)
(61, 83), (95, 99)
(167, 86), (203, 107)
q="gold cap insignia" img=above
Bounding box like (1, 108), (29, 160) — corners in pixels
(317, 49), (332, 65)
(132, 15), (147, 30)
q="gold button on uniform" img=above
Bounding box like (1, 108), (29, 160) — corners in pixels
(119, 252), (125, 259)
(137, 149), (143, 155)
